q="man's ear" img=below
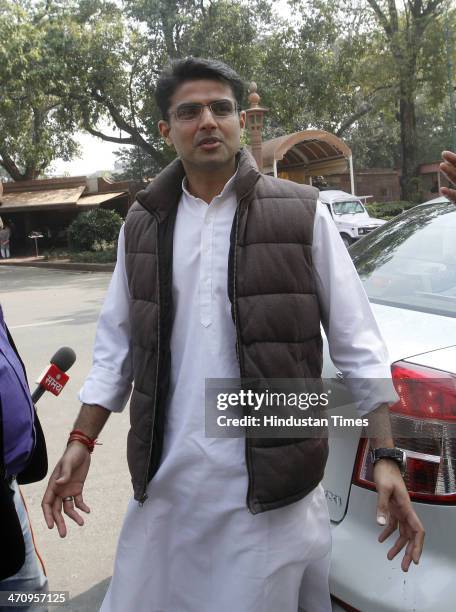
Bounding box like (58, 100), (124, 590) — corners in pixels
(239, 110), (246, 130)
(158, 120), (173, 147)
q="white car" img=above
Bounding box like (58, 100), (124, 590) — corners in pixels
(322, 196), (456, 612)
(318, 190), (386, 247)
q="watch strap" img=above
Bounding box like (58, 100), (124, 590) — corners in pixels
(370, 447), (407, 475)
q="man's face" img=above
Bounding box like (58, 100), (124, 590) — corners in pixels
(158, 79), (245, 173)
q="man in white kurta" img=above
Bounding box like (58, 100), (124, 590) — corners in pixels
(41, 58), (425, 612)
(78, 174), (395, 612)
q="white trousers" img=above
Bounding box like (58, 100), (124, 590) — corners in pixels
(100, 484), (332, 612)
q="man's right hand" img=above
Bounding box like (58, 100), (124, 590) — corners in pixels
(41, 442), (91, 538)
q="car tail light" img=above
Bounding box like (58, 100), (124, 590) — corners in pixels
(353, 361), (456, 503)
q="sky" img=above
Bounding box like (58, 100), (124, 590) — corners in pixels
(50, 129), (120, 177)
(50, 0), (294, 177)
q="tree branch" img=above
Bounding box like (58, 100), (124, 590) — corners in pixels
(0, 148), (25, 181)
(387, 0), (399, 32)
(128, 59), (140, 133)
(336, 84), (396, 136)
(65, 88), (168, 166)
(87, 91), (168, 165)
(366, 0), (393, 36)
(336, 103), (374, 136)
(90, 90), (136, 135)
(420, 0), (444, 18)
(83, 124), (135, 145)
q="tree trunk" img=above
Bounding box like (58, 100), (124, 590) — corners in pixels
(395, 28), (421, 202)
(399, 86), (419, 201)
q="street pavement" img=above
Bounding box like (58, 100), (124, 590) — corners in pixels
(1, 265), (132, 610)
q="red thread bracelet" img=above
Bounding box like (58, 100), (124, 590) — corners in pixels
(67, 429), (101, 454)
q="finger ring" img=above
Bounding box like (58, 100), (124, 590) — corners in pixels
(62, 496), (74, 502)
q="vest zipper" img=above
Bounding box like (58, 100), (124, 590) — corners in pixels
(232, 199), (255, 514)
(139, 213), (161, 506)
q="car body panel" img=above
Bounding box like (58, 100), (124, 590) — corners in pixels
(329, 487), (455, 612)
(325, 197), (456, 611)
(368, 303), (456, 364)
(404, 345), (456, 374)
(322, 304), (456, 522)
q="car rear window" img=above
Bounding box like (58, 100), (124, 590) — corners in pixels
(350, 202), (456, 318)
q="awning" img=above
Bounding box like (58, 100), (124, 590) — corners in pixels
(0, 187), (127, 213)
(262, 129), (352, 176)
(77, 192), (126, 207)
(0, 187), (86, 213)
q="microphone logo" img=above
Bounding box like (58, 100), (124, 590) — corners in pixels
(38, 364), (69, 397)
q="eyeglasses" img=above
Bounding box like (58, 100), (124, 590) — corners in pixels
(171, 99), (238, 122)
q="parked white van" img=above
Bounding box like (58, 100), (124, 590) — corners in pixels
(318, 190), (386, 247)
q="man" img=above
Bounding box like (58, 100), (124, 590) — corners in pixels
(0, 303), (48, 608)
(42, 58), (424, 612)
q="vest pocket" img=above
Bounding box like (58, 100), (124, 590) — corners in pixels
(248, 438), (329, 513)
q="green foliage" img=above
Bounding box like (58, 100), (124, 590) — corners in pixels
(68, 247), (117, 262)
(67, 208), (123, 251)
(27, 0), (274, 170)
(362, 0), (447, 199)
(0, 0), (80, 179)
(366, 200), (416, 220)
(42, 246), (117, 262)
(0, 0), (454, 186)
(113, 145), (172, 180)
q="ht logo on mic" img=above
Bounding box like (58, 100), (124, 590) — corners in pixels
(37, 364), (69, 396)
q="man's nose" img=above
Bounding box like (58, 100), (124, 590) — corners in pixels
(199, 105), (218, 129)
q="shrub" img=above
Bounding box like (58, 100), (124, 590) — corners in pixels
(42, 247), (117, 263)
(366, 200), (416, 220)
(67, 208), (123, 251)
(69, 248), (117, 263)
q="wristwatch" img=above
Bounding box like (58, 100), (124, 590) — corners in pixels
(370, 447), (407, 476)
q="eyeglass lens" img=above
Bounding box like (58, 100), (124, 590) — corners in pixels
(175, 100), (236, 121)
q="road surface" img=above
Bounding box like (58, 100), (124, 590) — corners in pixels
(1, 265), (132, 610)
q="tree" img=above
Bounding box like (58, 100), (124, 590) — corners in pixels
(3, 0), (451, 187)
(32, 0), (274, 172)
(0, 1), (79, 180)
(365, 0), (446, 199)
(283, 0), (452, 193)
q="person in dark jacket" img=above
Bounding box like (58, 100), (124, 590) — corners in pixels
(41, 58), (425, 612)
(0, 304), (48, 607)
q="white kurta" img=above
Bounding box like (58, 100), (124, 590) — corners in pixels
(80, 174), (397, 612)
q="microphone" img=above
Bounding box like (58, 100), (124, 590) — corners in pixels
(32, 347), (77, 404)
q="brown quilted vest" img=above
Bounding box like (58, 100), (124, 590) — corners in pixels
(124, 148), (328, 513)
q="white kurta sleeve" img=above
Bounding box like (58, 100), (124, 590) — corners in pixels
(78, 225), (133, 412)
(312, 201), (398, 415)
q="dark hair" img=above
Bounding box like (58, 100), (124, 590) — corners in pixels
(155, 57), (245, 121)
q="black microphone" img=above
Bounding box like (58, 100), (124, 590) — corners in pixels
(32, 347), (77, 404)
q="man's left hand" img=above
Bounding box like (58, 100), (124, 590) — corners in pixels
(373, 459), (425, 572)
